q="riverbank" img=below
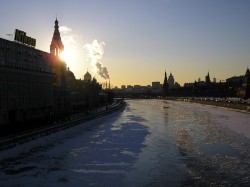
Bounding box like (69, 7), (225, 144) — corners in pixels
(0, 99), (125, 150)
(171, 98), (250, 113)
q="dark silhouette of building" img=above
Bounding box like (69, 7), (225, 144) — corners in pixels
(0, 38), (54, 125)
(205, 72), (211, 84)
(84, 71), (92, 82)
(162, 71), (169, 94)
(0, 18), (108, 126)
(50, 18), (64, 57)
(168, 72), (174, 89)
(238, 68), (250, 98)
(49, 19), (71, 116)
(246, 68), (250, 98)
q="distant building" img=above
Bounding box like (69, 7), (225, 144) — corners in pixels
(205, 72), (211, 84)
(121, 85), (126, 90)
(134, 85), (141, 89)
(132, 85), (148, 93)
(184, 83), (194, 88)
(127, 85), (133, 89)
(162, 71), (169, 93)
(174, 82), (181, 88)
(226, 76), (244, 86)
(84, 71), (92, 82)
(238, 68), (250, 98)
(126, 85), (133, 92)
(197, 81), (206, 86)
(152, 82), (161, 89)
(168, 73), (175, 89)
(152, 81), (162, 93)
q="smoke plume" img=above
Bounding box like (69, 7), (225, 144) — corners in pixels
(96, 62), (110, 79)
(84, 40), (110, 80)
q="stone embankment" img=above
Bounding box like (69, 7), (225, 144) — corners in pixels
(0, 99), (126, 150)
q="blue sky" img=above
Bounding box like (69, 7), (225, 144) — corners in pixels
(1, 0), (250, 87)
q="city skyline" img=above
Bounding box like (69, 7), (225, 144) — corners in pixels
(1, 0), (250, 87)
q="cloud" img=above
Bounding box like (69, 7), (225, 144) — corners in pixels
(59, 26), (72, 34)
(59, 26), (76, 44)
(84, 40), (110, 80)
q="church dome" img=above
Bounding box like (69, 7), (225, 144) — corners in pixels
(84, 71), (92, 82)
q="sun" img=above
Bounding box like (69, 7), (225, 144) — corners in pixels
(60, 50), (70, 63)
(59, 47), (77, 68)
(58, 43), (85, 80)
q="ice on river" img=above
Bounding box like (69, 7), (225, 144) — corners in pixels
(0, 100), (250, 187)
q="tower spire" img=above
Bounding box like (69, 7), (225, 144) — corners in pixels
(163, 70), (169, 93)
(50, 18), (64, 57)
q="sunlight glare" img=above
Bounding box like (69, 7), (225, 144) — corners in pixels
(59, 48), (77, 68)
(58, 44), (87, 81)
(60, 51), (68, 62)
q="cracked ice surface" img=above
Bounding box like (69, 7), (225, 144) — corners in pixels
(0, 100), (250, 187)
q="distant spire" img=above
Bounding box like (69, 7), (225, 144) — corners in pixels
(246, 67), (250, 74)
(205, 71), (211, 83)
(163, 70), (169, 92)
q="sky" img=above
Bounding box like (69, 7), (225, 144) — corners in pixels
(1, 0), (250, 87)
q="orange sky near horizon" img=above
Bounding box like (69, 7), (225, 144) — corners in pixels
(1, 0), (249, 88)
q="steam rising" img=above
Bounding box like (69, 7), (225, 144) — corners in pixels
(96, 62), (110, 79)
(58, 26), (110, 80)
(84, 40), (110, 80)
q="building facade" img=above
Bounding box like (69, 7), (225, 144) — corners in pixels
(0, 19), (106, 126)
(0, 37), (54, 124)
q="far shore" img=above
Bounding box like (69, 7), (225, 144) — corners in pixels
(166, 97), (250, 113)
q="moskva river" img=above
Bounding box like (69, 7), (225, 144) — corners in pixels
(1, 100), (250, 186)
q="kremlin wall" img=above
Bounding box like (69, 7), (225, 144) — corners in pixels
(0, 19), (111, 126)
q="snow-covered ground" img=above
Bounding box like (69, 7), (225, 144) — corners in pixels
(0, 99), (250, 186)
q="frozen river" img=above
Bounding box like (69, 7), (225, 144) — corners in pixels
(1, 99), (250, 186)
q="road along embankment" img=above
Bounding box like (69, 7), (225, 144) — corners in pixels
(0, 100), (126, 151)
